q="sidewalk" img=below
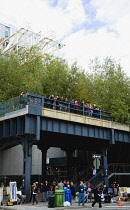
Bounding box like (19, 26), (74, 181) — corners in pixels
(1, 195), (130, 210)
(1, 201), (130, 210)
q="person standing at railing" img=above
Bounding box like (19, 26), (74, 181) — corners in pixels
(55, 96), (60, 110)
(65, 98), (69, 112)
(53, 96), (57, 110)
(45, 95), (51, 108)
(80, 100), (85, 115)
(70, 99), (75, 113)
(93, 104), (99, 118)
(50, 95), (54, 109)
(88, 104), (93, 117)
(19, 91), (25, 108)
(85, 104), (89, 116)
(59, 96), (65, 111)
(74, 101), (79, 114)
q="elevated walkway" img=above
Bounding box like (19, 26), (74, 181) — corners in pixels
(42, 108), (129, 131)
(0, 93), (129, 132)
(0, 93), (130, 201)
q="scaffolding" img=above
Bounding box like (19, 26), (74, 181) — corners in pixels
(0, 26), (65, 55)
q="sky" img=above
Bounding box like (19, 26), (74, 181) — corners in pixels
(0, 0), (130, 77)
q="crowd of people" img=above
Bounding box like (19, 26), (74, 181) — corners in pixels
(45, 94), (100, 117)
(19, 92), (111, 120)
(30, 179), (103, 208)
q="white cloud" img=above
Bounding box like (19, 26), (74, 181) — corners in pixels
(0, 0), (130, 76)
(0, 0), (87, 40)
(60, 0), (130, 76)
(90, 0), (130, 24)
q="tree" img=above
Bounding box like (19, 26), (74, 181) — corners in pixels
(41, 54), (71, 97)
(0, 47), (44, 101)
(89, 57), (130, 123)
(0, 47), (130, 124)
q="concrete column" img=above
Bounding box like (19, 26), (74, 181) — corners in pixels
(64, 148), (75, 181)
(41, 147), (48, 181)
(22, 137), (32, 202)
(37, 142), (49, 182)
(101, 145), (109, 187)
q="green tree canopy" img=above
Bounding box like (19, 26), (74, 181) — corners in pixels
(89, 57), (130, 123)
(0, 48), (130, 124)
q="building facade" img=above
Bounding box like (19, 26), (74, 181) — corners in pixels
(0, 22), (16, 43)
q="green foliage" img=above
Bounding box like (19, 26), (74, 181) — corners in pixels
(41, 54), (71, 97)
(89, 57), (130, 123)
(0, 47), (129, 124)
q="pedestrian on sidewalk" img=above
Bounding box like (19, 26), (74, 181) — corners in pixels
(78, 181), (85, 206)
(39, 182), (45, 202)
(32, 183), (38, 205)
(92, 186), (102, 208)
(43, 181), (50, 202)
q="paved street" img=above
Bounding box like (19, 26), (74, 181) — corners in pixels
(1, 204), (130, 210)
(0, 198), (130, 210)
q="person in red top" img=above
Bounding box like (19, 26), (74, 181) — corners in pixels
(74, 101), (79, 114)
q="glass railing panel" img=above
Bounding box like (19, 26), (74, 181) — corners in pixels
(0, 93), (28, 117)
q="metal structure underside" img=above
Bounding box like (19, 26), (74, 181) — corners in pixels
(0, 93), (130, 152)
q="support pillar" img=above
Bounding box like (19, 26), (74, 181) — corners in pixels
(41, 147), (48, 181)
(22, 137), (32, 202)
(101, 145), (109, 187)
(64, 148), (75, 181)
(37, 144), (49, 182)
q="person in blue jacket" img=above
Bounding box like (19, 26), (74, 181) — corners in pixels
(78, 181), (85, 206)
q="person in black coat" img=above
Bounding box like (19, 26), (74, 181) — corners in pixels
(92, 186), (102, 208)
(39, 182), (45, 202)
(70, 182), (76, 199)
(43, 181), (50, 202)
(32, 183), (38, 205)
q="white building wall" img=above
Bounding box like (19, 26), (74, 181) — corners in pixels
(0, 145), (23, 175)
(0, 24), (5, 40)
(47, 147), (66, 158)
(0, 145), (65, 175)
(0, 22), (16, 44)
(32, 145), (42, 175)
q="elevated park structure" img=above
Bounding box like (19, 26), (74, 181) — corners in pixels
(0, 93), (130, 201)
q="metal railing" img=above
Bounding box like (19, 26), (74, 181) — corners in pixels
(85, 163), (130, 186)
(0, 93), (121, 122)
(108, 163), (130, 174)
(43, 97), (113, 121)
(0, 93), (42, 117)
(72, 168), (88, 183)
(86, 171), (103, 186)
